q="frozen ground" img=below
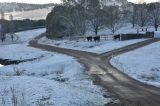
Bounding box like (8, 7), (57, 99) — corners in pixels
(111, 41), (160, 87)
(0, 44), (48, 60)
(0, 29), (111, 106)
(0, 28), (46, 45)
(16, 28), (46, 45)
(0, 29), (47, 60)
(0, 53), (109, 106)
(39, 37), (146, 54)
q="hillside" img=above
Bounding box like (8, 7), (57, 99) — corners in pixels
(0, 2), (55, 12)
(1, 1), (130, 20)
(101, 0), (128, 6)
(5, 7), (53, 20)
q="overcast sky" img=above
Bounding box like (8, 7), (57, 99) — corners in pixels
(0, 0), (158, 4)
(0, 0), (61, 4)
(128, 0), (158, 3)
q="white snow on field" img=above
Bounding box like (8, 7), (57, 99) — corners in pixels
(16, 28), (46, 45)
(39, 37), (146, 54)
(111, 41), (160, 87)
(0, 76), (108, 106)
(0, 54), (108, 106)
(0, 28), (45, 45)
(0, 44), (48, 60)
(0, 29), (111, 106)
(0, 29), (46, 60)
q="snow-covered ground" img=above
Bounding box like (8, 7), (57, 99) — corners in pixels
(0, 29), (112, 106)
(0, 29), (46, 60)
(111, 42), (160, 87)
(39, 37), (146, 54)
(0, 53), (109, 106)
(16, 28), (46, 45)
(0, 28), (46, 45)
(0, 44), (47, 60)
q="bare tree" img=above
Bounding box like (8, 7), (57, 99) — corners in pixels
(89, 9), (105, 35)
(69, 4), (88, 36)
(130, 3), (138, 28)
(104, 5), (121, 35)
(137, 3), (149, 30)
(148, 3), (160, 31)
(87, 0), (105, 35)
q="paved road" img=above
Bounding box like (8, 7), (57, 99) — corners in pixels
(29, 35), (160, 106)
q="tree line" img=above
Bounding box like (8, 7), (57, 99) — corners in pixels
(46, 0), (160, 39)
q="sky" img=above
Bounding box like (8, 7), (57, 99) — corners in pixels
(0, 0), (62, 4)
(0, 0), (158, 4)
(128, 0), (158, 3)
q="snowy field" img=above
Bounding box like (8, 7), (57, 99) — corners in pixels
(0, 28), (46, 45)
(5, 7), (53, 20)
(15, 28), (46, 45)
(0, 29), (112, 106)
(0, 29), (46, 60)
(0, 44), (48, 60)
(0, 53), (109, 106)
(40, 37), (146, 54)
(111, 42), (160, 87)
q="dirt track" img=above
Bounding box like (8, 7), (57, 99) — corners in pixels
(29, 36), (160, 106)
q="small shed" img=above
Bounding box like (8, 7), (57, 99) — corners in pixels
(154, 31), (160, 38)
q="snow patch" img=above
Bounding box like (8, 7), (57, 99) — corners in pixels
(0, 44), (47, 60)
(0, 28), (46, 45)
(111, 41), (160, 87)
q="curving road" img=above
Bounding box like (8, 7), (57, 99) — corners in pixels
(29, 35), (160, 106)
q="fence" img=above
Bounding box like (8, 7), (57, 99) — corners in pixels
(71, 35), (114, 41)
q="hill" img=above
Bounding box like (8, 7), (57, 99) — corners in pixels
(0, 2), (55, 12)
